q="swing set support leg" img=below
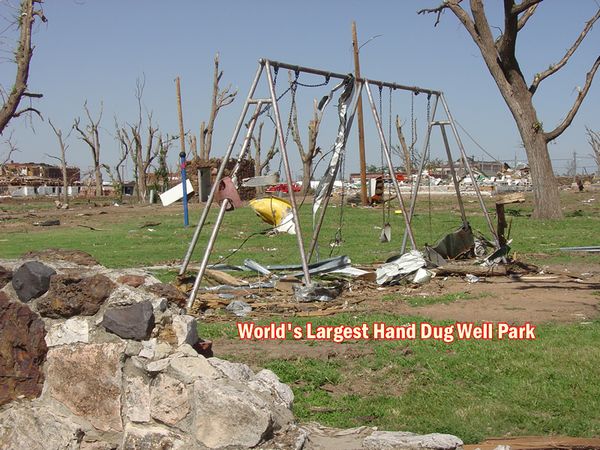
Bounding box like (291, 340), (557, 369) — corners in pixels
(179, 63), (264, 278)
(185, 100), (265, 310)
(265, 60), (312, 286)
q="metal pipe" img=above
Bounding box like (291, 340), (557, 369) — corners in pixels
(264, 60), (312, 285)
(179, 152), (189, 227)
(186, 102), (264, 310)
(185, 201), (229, 309)
(440, 93), (499, 247)
(260, 58), (441, 96)
(364, 80), (417, 250)
(401, 94), (440, 253)
(179, 63), (264, 275)
(439, 124), (468, 227)
(307, 81), (363, 262)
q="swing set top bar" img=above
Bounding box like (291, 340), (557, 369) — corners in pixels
(260, 58), (442, 97)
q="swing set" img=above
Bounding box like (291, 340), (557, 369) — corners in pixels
(179, 58), (499, 311)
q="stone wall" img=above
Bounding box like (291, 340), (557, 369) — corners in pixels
(0, 250), (464, 450)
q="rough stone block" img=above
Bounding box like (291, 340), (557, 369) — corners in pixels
(12, 261), (56, 302)
(102, 300), (155, 341)
(0, 292), (47, 406)
(150, 374), (190, 426)
(45, 342), (125, 432)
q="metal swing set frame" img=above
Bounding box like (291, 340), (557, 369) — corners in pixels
(179, 58), (499, 311)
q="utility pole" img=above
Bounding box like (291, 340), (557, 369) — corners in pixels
(352, 21), (368, 206)
(573, 150), (577, 182)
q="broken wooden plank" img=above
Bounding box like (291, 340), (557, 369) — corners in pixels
(495, 192), (525, 205)
(204, 269), (249, 287)
(434, 264), (507, 277)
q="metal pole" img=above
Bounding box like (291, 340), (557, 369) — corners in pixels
(185, 103), (264, 310)
(307, 81), (363, 262)
(179, 151), (189, 227)
(352, 22), (369, 207)
(364, 80), (417, 250)
(179, 63), (264, 275)
(438, 124), (468, 227)
(264, 60), (312, 285)
(440, 93), (499, 247)
(263, 58), (441, 96)
(401, 94), (439, 253)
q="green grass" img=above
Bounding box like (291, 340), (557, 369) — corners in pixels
(382, 291), (488, 307)
(2, 191), (599, 267)
(200, 314), (600, 443)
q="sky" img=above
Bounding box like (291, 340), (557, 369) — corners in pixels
(1, 0), (599, 179)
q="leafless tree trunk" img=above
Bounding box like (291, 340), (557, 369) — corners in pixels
(395, 115), (414, 176)
(48, 119), (71, 204)
(73, 101), (103, 197)
(1, 133), (20, 167)
(116, 77), (160, 203)
(199, 53), (237, 160)
(251, 122), (279, 194)
(587, 127), (600, 177)
(0, 0), (45, 135)
(419, 1), (600, 219)
(289, 76), (323, 193)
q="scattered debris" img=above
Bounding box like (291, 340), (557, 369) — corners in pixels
(249, 197), (296, 235)
(32, 219), (60, 227)
(465, 273), (482, 283)
(225, 300), (252, 317)
(376, 251), (427, 285)
(559, 246), (600, 253)
(293, 281), (346, 302)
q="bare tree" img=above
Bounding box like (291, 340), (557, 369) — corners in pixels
(103, 117), (130, 203)
(153, 133), (176, 193)
(199, 53), (237, 160)
(48, 119), (71, 204)
(587, 127), (600, 176)
(395, 115), (415, 176)
(251, 122), (279, 177)
(73, 101), (103, 196)
(419, 1), (600, 219)
(288, 74), (324, 193)
(1, 133), (20, 168)
(0, 0), (46, 135)
(117, 77), (160, 202)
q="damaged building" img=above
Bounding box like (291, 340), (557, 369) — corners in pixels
(0, 162), (81, 197)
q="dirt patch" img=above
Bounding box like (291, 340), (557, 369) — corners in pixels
(464, 435), (600, 450)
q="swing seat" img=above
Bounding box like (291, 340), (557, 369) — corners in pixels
(249, 197), (296, 235)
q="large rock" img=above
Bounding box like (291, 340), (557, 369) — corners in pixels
(121, 423), (186, 450)
(123, 375), (151, 423)
(168, 355), (220, 383)
(102, 300), (155, 340)
(0, 403), (86, 450)
(150, 374), (190, 426)
(0, 292), (47, 406)
(249, 369), (294, 409)
(362, 431), (464, 450)
(36, 274), (115, 318)
(12, 261), (56, 302)
(193, 377), (274, 449)
(146, 283), (187, 307)
(209, 356), (254, 382)
(171, 314), (199, 346)
(117, 274), (146, 287)
(45, 342), (125, 432)
(0, 265), (11, 289)
(45, 317), (89, 347)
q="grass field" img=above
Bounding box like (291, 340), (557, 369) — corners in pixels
(2, 189), (600, 443)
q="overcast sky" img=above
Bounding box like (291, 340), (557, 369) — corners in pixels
(1, 0), (599, 178)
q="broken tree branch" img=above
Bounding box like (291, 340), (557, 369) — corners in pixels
(544, 56), (600, 142)
(530, 8), (600, 95)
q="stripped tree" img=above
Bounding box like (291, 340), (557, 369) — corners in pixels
(117, 77), (159, 202)
(47, 119), (71, 204)
(73, 101), (103, 197)
(587, 127), (600, 177)
(251, 122), (279, 194)
(289, 73), (323, 194)
(419, 1), (600, 219)
(0, 0), (46, 135)
(395, 115), (416, 176)
(199, 53), (237, 160)
(103, 117), (130, 203)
